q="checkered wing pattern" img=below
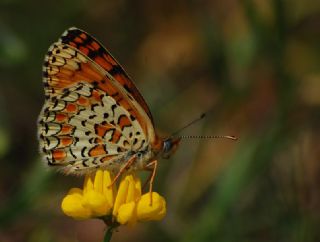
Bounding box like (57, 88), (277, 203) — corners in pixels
(38, 27), (156, 174)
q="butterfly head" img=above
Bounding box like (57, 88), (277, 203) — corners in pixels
(161, 136), (181, 159)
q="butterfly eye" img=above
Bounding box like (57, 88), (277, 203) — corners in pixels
(162, 137), (181, 159)
(163, 140), (172, 154)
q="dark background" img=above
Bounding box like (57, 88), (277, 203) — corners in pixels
(0, 0), (319, 241)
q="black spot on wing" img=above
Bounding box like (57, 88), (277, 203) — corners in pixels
(81, 147), (87, 157)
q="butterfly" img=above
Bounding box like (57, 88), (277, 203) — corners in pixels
(38, 27), (181, 191)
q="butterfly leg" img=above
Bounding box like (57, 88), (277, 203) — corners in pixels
(145, 160), (158, 205)
(108, 155), (136, 188)
(142, 169), (152, 191)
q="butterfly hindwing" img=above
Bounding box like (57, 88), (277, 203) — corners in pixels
(38, 82), (148, 174)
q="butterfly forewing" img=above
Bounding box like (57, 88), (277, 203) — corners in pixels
(43, 37), (154, 139)
(58, 27), (153, 122)
(39, 28), (157, 174)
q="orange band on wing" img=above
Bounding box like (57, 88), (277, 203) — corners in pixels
(77, 96), (89, 106)
(60, 136), (73, 147)
(52, 149), (67, 161)
(56, 113), (68, 122)
(65, 103), (77, 113)
(89, 144), (107, 157)
(60, 124), (74, 134)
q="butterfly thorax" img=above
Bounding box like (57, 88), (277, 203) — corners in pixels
(135, 136), (181, 165)
(108, 136), (181, 172)
(131, 146), (156, 171)
(131, 135), (163, 170)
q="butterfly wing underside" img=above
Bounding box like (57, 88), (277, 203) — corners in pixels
(58, 27), (153, 122)
(38, 27), (156, 174)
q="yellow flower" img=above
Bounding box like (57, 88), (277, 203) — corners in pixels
(61, 169), (166, 226)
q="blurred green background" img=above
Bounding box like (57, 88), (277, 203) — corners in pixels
(0, 0), (319, 241)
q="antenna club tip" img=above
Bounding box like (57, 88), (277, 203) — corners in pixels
(217, 135), (238, 141)
(229, 136), (238, 141)
(200, 113), (206, 119)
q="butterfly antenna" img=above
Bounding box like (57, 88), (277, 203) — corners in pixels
(170, 113), (206, 138)
(179, 135), (238, 140)
(170, 113), (238, 141)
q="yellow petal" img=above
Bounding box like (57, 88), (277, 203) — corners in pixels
(116, 201), (137, 225)
(113, 178), (129, 216)
(83, 173), (94, 195)
(83, 190), (112, 217)
(61, 192), (91, 219)
(125, 175), (136, 203)
(93, 169), (103, 193)
(152, 201), (166, 220)
(102, 170), (115, 206)
(137, 192), (166, 221)
(123, 174), (142, 203)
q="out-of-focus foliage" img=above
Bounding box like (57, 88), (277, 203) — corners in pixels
(0, 0), (319, 241)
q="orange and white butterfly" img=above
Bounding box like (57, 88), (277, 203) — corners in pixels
(38, 27), (181, 189)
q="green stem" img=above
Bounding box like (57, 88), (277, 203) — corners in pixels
(103, 225), (114, 242)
